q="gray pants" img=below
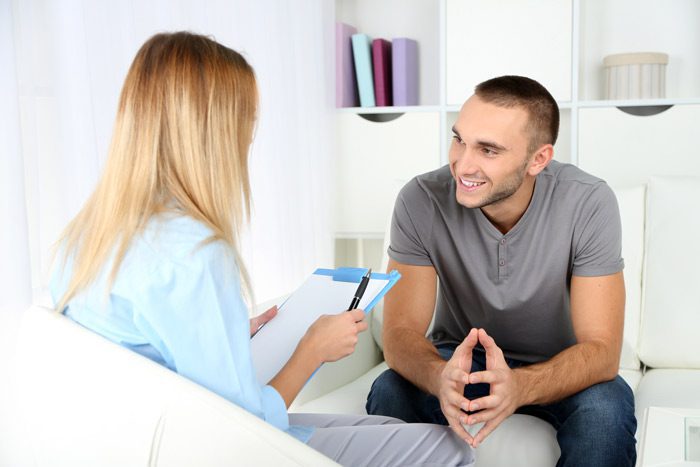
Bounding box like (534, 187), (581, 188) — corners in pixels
(289, 413), (475, 467)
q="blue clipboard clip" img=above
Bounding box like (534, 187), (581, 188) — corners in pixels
(312, 267), (401, 313)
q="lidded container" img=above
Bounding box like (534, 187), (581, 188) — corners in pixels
(603, 52), (669, 100)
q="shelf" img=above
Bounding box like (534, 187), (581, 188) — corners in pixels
(579, 0), (700, 101)
(577, 98), (700, 108)
(445, 102), (574, 113)
(338, 102), (575, 115)
(578, 103), (700, 187)
(334, 112), (440, 234)
(333, 0), (700, 245)
(336, 105), (443, 114)
(336, 0), (440, 106)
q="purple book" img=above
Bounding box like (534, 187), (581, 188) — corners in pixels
(392, 38), (418, 106)
(372, 39), (392, 106)
(336, 22), (358, 107)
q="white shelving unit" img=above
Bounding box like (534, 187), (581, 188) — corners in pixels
(333, 0), (700, 267)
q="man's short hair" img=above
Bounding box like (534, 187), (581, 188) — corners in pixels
(475, 76), (559, 155)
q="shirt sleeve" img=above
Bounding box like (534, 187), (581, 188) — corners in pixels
(387, 178), (435, 266)
(572, 182), (625, 277)
(124, 241), (289, 432)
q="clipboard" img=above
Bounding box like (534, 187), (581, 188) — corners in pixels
(250, 267), (400, 385)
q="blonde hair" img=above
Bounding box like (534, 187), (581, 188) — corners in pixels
(55, 31), (257, 312)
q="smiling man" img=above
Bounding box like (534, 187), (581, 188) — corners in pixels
(366, 76), (637, 466)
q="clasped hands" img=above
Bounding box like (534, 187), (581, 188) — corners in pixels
(438, 328), (521, 448)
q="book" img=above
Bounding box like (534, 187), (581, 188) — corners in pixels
(351, 34), (376, 107)
(392, 38), (418, 106)
(250, 267), (400, 385)
(336, 22), (358, 107)
(372, 39), (393, 106)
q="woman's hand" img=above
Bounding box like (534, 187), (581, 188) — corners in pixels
(300, 309), (369, 366)
(249, 305), (278, 337)
(268, 309), (368, 408)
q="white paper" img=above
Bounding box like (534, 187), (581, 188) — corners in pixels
(250, 273), (391, 385)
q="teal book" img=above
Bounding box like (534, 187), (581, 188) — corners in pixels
(351, 34), (375, 107)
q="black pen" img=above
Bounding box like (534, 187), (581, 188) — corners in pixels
(348, 268), (372, 310)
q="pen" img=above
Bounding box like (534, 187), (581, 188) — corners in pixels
(348, 268), (372, 311)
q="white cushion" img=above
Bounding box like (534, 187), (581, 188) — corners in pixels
(619, 368), (643, 393)
(613, 185), (646, 371)
(639, 177), (700, 368)
(291, 362), (388, 415)
(634, 369), (700, 427)
(15, 306), (336, 467)
(472, 415), (559, 467)
(291, 329), (382, 408)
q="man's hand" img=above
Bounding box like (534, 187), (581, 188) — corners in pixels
(250, 305), (278, 337)
(466, 328), (521, 447)
(438, 328), (479, 444)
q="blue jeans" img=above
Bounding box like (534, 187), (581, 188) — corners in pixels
(366, 345), (637, 467)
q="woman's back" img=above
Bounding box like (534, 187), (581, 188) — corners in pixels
(51, 213), (293, 437)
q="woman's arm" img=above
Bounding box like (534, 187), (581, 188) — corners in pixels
(268, 309), (368, 407)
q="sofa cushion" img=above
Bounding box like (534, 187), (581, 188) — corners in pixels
(613, 185), (646, 371)
(639, 177), (700, 368)
(291, 362), (388, 415)
(471, 415), (559, 467)
(634, 369), (700, 427)
(619, 368), (643, 393)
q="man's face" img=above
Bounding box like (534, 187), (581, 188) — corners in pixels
(449, 95), (532, 209)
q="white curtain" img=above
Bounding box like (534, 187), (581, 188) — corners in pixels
(0, 0), (334, 309)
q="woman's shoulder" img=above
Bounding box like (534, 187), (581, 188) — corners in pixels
(139, 213), (232, 267)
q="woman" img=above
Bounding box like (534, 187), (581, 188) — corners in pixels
(51, 32), (474, 466)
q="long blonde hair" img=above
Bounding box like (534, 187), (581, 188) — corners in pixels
(55, 32), (257, 312)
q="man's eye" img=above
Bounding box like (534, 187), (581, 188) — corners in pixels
(482, 147), (497, 155)
(452, 135), (464, 145)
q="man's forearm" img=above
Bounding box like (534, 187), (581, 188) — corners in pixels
(514, 339), (620, 407)
(384, 327), (447, 396)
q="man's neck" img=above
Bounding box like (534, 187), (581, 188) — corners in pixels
(481, 177), (537, 235)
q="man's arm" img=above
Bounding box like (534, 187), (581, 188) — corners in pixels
(382, 258), (440, 393)
(383, 258), (478, 443)
(514, 272), (625, 404)
(466, 271), (626, 446)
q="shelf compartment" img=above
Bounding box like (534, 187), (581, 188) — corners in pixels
(578, 104), (700, 187)
(336, 0), (440, 106)
(579, 0), (700, 101)
(445, 0), (573, 105)
(334, 112), (441, 234)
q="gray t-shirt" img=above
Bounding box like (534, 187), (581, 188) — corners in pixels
(389, 160), (624, 363)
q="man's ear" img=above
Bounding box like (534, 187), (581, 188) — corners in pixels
(528, 144), (554, 176)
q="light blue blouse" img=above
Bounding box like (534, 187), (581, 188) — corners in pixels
(50, 213), (313, 442)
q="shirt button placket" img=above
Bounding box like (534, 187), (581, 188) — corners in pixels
(498, 237), (507, 278)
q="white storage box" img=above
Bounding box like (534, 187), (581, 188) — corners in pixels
(603, 52), (668, 100)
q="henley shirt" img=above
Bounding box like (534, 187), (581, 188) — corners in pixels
(389, 160), (624, 363)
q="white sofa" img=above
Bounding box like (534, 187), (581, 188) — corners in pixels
(10, 177), (700, 466)
(290, 177), (700, 466)
(12, 304), (338, 467)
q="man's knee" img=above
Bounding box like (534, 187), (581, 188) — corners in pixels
(558, 376), (637, 466)
(366, 368), (442, 423)
(575, 376), (636, 430)
(366, 369), (414, 416)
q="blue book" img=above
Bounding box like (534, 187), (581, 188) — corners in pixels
(351, 34), (376, 107)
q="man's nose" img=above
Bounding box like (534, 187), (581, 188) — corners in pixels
(454, 146), (479, 175)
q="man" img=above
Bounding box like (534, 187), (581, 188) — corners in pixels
(366, 76), (637, 466)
